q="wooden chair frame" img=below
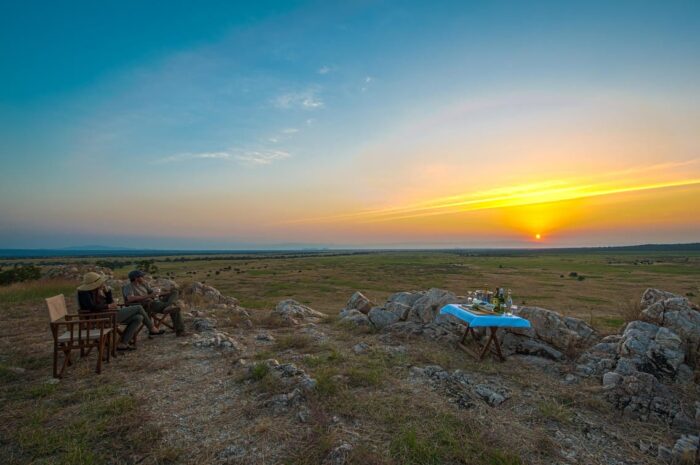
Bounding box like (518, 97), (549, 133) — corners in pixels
(122, 286), (175, 332)
(47, 295), (113, 378)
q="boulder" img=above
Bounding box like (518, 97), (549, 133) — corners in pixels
(510, 306), (597, 352)
(183, 282), (239, 307)
(500, 333), (565, 361)
(368, 307), (400, 329)
(385, 301), (411, 321)
(617, 320), (685, 380)
(273, 299), (325, 324)
(387, 291), (423, 308)
(640, 289), (700, 367)
(343, 291), (373, 314)
(408, 288), (458, 324)
(339, 309), (371, 327)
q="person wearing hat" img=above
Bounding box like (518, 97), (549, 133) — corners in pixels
(77, 272), (164, 351)
(122, 270), (187, 336)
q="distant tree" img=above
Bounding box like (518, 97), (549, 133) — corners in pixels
(0, 264), (41, 286)
(136, 259), (159, 275)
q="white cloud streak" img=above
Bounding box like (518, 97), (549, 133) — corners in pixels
(273, 89), (324, 109)
(154, 149), (290, 166)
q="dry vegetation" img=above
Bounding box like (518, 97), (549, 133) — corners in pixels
(0, 251), (697, 464)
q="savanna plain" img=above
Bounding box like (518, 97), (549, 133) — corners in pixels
(1, 250), (698, 464)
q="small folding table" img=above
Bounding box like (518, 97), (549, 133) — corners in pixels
(439, 304), (531, 361)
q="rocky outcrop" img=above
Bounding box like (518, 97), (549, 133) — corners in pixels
(42, 265), (114, 281)
(273, 299), (325, 325)
(183, 281), (239, 307)
(575, 288), (700, 435)
(410, 365), (511, 408)
(640, 288), (700, 367)
(509, 306), (597, 353)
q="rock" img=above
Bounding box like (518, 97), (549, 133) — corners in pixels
(385, 301), (411, 321)
(473, 384), (509, 407)
(44, 377), (60, 385)
(640, 288), (683, 310)
(297, 408), (310, 423)
(669, 434), (698, 464)
(218, 444), (246, 461)
(383, 345), (407, 356)
(368, 307), (400, 329)
(501, 333), (564, 361)
(408, 288), (458, 324)
(193, 317), (216, 332)
(266, 388), (304, 410)
(353, 342), (370, 354)
(510, 306), (597, 352)
(192, 331), (243, 350)
(386, 321), (424, 336)
(183, 281), (239, 307)
(387, 291), (423, 309)
(299, 375), (317, 391)
(602, 371), (623, 388)
(339, 309), (371, 327)
(323, 443), (353, 465)
(343, 291), (373, 314)
(617, 320), (685, 380)
(148, 277), (179, 292)
(274, 299), (325, 323)
(640, 289), (700, 367)
(256, 332), (275, 342)
(243, 319), (254, 329)
(604, 371), (679, 421)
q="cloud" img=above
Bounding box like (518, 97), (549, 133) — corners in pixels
(318, 65), (332, 74)
(273, 89), (324, 110)
(154, 149), (290, 166)
(234, 150), (291, 165)
(361, 76), (374, 92)
(281, 128), (299, 134)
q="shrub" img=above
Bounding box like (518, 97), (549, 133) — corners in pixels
(0, 265), (41, 286)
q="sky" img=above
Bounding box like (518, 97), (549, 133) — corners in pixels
(1, 0), (699, 249)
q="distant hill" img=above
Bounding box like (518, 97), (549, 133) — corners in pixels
(0, 243), (698, 259)
(61, 245), (135, 251)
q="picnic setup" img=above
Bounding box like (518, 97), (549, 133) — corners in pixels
(440, 288), (531, 361)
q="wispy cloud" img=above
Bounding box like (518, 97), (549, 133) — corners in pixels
(361, 76), (374, 92)
(318, 65), (332, 74)
(273, 89), (324, 109)
(281, 128), (299, 134)
(234, 150), (291, 165)
(154, 149), (290, 166)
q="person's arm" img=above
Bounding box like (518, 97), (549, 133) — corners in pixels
(123, 284), (152, 304)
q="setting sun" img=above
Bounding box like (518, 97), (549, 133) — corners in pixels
(535, 234), (542, 240)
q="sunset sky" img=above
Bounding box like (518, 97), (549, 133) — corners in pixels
(1, 1), (699, 249)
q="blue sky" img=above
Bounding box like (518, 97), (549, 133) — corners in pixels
(1, 1), (699, 248)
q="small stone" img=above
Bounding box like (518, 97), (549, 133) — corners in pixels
(44, 378), (60, 385)
(353, 342), (370, 354)
(243, 319), (254, 329)
(256, 332), (275, 342)
(297, 409), (310, 423)
(323, 443), (353, 465)
(562, 374), (578, 384)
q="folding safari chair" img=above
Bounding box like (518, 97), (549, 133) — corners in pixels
(76, 296), (142, 349)
(122, 286), (175, 332)
(46, 294), (113, 378)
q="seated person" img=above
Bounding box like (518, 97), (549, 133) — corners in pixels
(77, 272), (164, 351)
(122, 270), (187, 336)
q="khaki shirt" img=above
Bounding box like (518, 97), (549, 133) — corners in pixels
(122, 282), (152, 302)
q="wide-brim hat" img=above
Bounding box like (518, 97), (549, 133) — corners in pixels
(77, 272), (107, 291)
